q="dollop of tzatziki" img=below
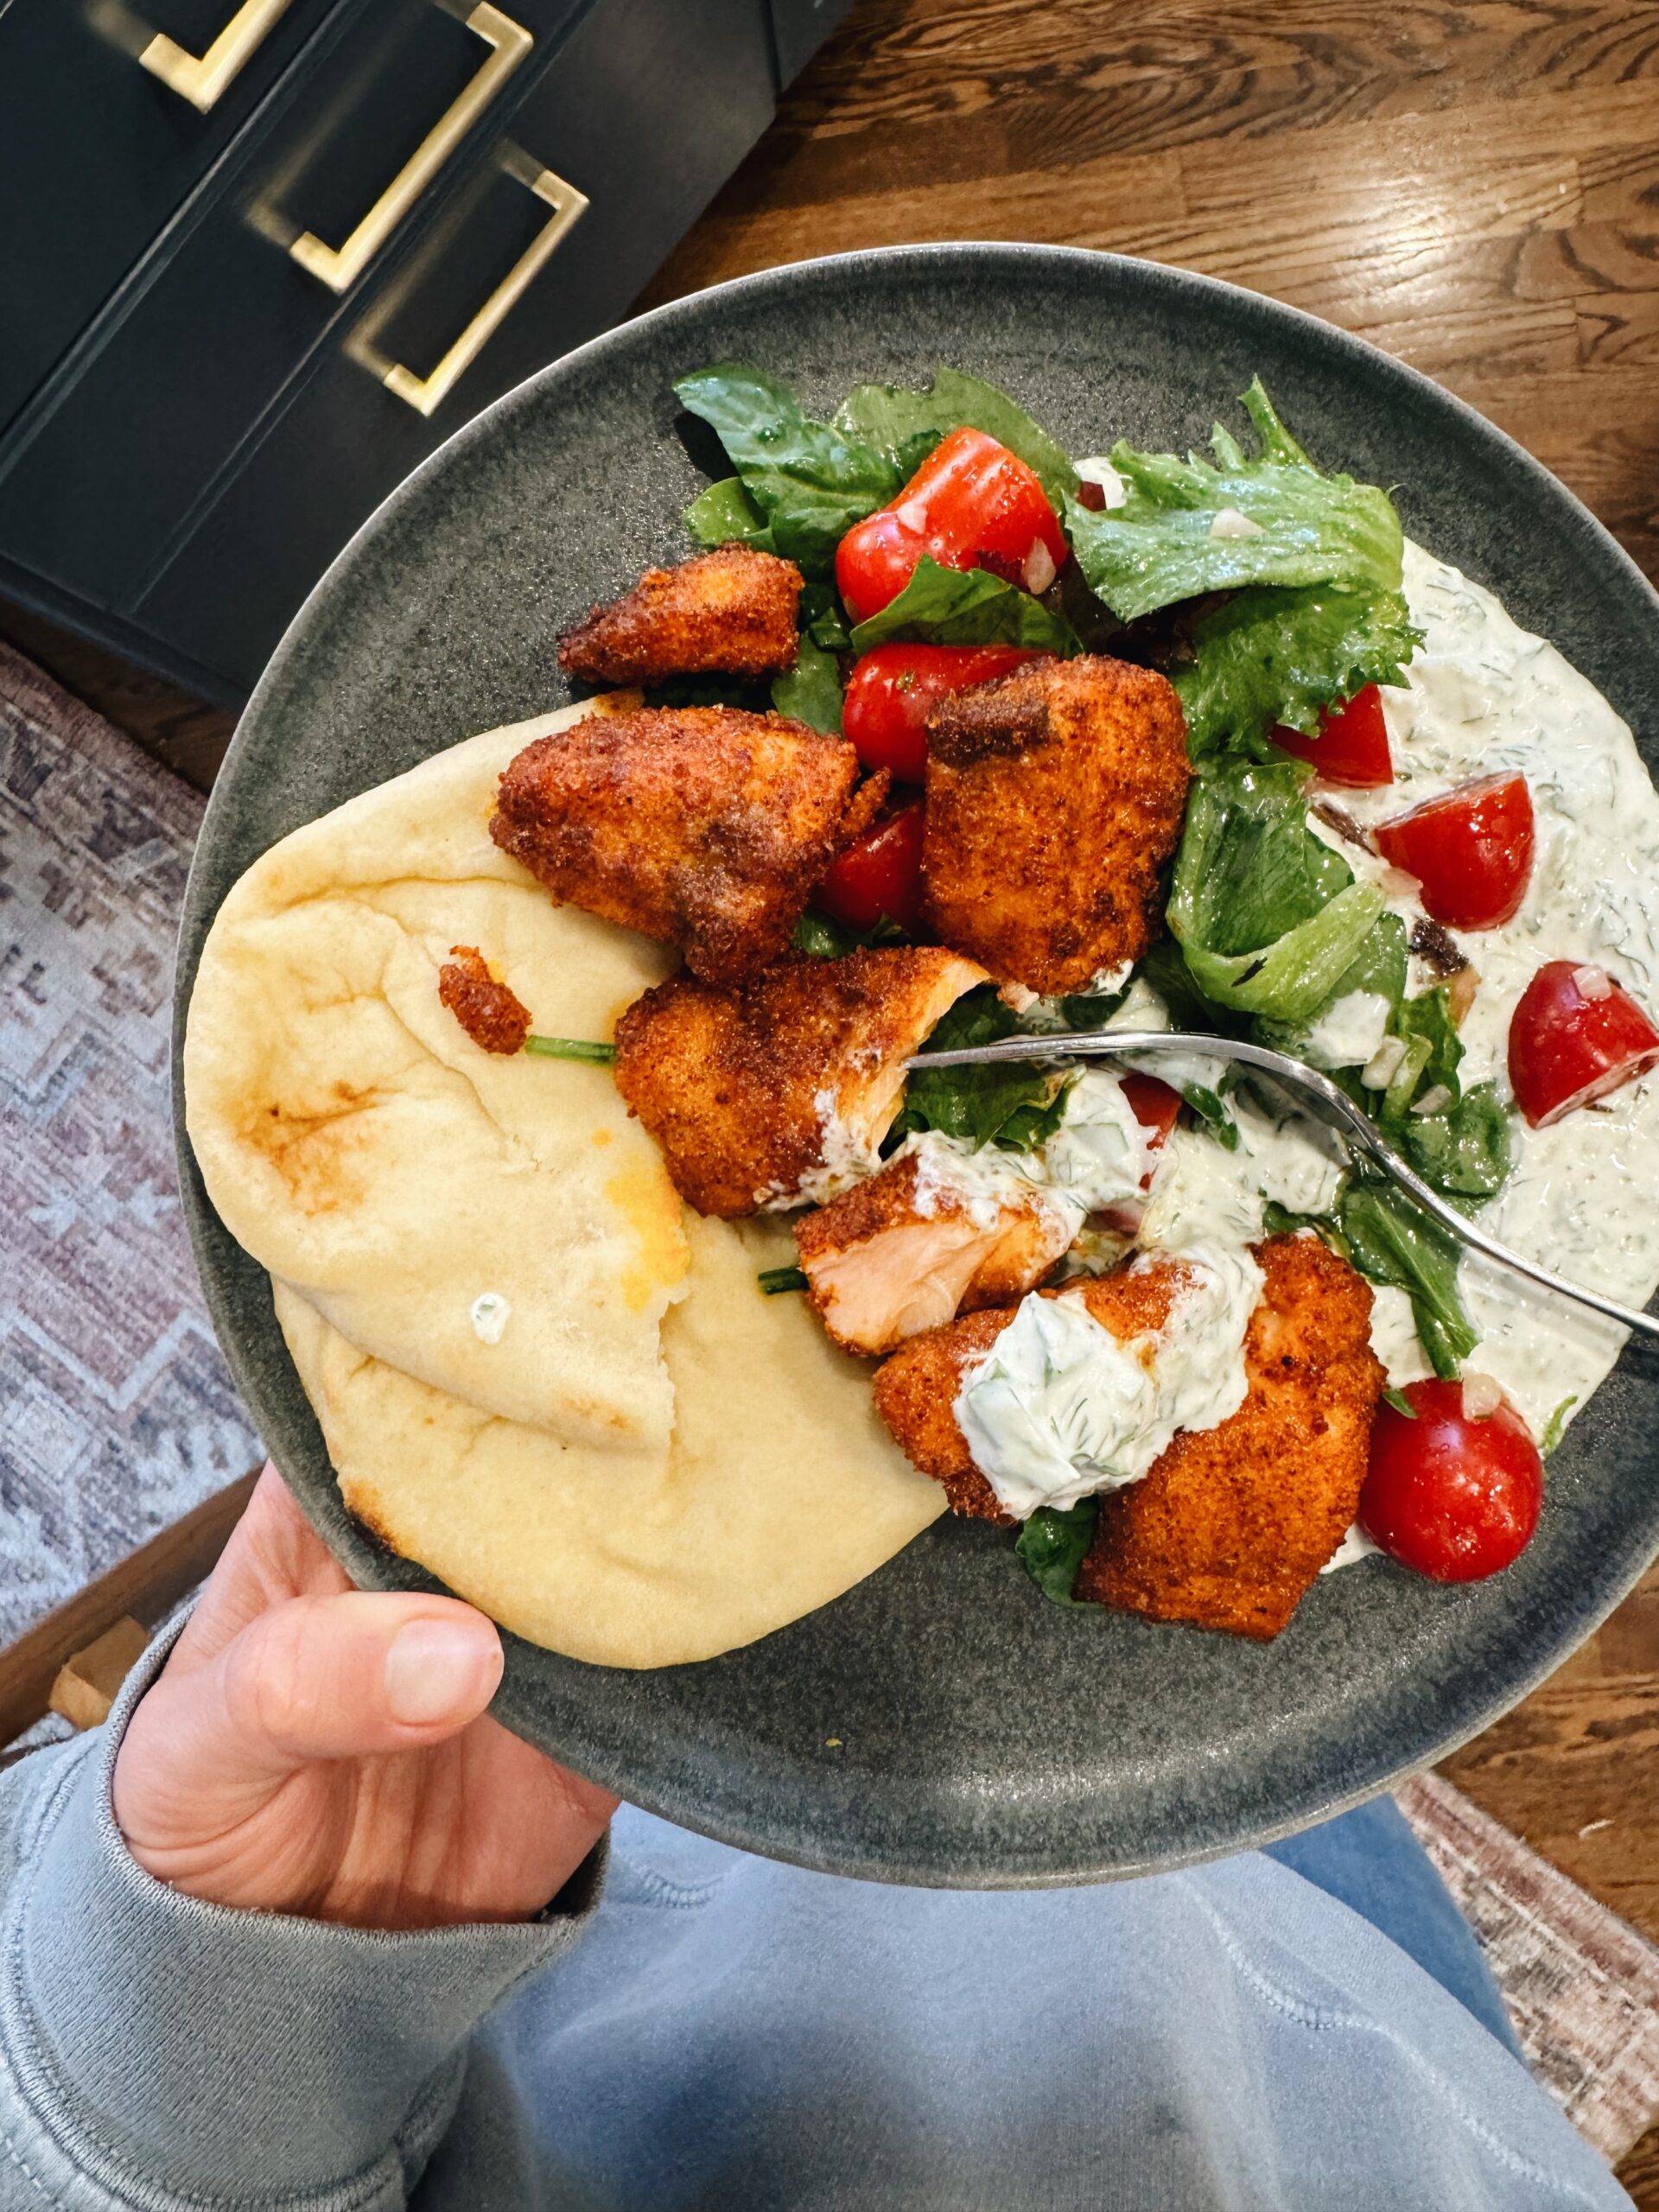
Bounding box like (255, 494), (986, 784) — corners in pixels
(1303, 988), (1394, 1071)
(1042, 1070), (1161, 1212)
(955, 1241), (1263, 1518)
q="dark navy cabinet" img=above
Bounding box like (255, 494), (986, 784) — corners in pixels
(0, 0), (850, 699)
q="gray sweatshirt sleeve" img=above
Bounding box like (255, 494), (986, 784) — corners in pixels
(0, 1615), (606, 2210)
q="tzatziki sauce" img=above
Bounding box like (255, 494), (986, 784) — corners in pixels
(955, 1241), (1263, 1519)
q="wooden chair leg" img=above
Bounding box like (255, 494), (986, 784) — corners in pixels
(0, 1470), (259, 1751)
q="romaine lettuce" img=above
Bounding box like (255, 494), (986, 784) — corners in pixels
(1174, 583), (1422, 760)
(1166, 761), (1386, 1021)
(1064, 379), (1406, 624)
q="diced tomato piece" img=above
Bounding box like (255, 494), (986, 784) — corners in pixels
(1119, 1071), (1182, 1180)
(1507, 958), (1659, 1128)
(1372, 772), (1535, 930)
(816, 799), (925, 935)
(1358, 1377), (1541, 1582)
(836, 428), (1068, 625)
(1271, 684), (1394, 787)
(842, 643), (1049, 781)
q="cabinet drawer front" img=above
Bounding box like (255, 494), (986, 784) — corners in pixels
(0, 0), (341, 435)
(135, 0), (776, 689)
(0, 0), (593, 608)
(767, 0), (854, 86)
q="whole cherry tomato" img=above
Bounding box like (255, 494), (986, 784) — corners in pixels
(1507, 958), (1659, 1128)
(816, 800), (925, 934)
(1270, 684), (1394, 787)
(1373, 772), (1535, 930)
(1119, 1072), (1183, 1179)
(1358, 1377), (1542, 1582)
(842, 643), (1049, 781)
(836, 428), (1068, 625)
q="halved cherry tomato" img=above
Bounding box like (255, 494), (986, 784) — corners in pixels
(836, 428), (1068, 625)
(1372, 772), (1535, 930)
(1507, 958), (1659, 1128)
(1270, 683), (1394, 787)
(816, 799), (925, 934)
(1358, 1377), (1542, 1582)
(1120, 1072), (1182, 1181)
(842, 643), (1049, 781)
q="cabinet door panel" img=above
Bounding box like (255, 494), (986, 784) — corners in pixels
(135, 0), (776, 688)
(0, 0), (588, 608)
(0, 0), (341, 435)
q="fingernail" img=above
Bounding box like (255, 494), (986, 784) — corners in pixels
(385, 1618), (500, 1726)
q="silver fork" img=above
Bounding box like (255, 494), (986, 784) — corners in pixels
(906, 1028), (1659, 1344)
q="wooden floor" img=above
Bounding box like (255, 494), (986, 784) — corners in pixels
(10, 0), (1657, 2190)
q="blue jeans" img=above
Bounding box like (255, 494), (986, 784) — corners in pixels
(1267, 1796), (1521, 2055)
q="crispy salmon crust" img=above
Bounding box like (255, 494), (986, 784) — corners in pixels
(921, 655), (1191, 994)
(874, 1235), (1383, 1637)
(613, 948), (984, 1218)
(436, 945), (531, 1056)
(491, 707), (859, 984)
(1080, 1235), (1382, 1639)
(558, 546), (804, 685)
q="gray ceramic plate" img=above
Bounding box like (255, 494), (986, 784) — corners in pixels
(174, 244), (1659, 1887)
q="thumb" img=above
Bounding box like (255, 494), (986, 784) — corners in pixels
(116, 1593), (504, 1842)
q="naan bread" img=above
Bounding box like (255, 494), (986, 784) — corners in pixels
(186, 703), (943, 1666)
(185, 706), (688, 1452)
(275, 1211), (941, 1668)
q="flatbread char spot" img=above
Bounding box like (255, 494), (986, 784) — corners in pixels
(437, 944), (531, 1056)
(559, 546), (804, 685)
(874, 1235), (1382, 1637)
(921, 654), (1191, 995)
(613, 947), (985, 1218)
(490, 706), (860, 983)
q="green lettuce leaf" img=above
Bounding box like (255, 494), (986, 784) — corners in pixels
(792, 909), (905, 957)
(1398, 1083), (1513, 1205)
(1065, 379), (1406, 623)
(1338, 1178), (1478, 1378)
(892, 986), (1071, 1152)
(1541, 1396), (1577, 1456)
(1166, 761), (1386, 1022)
(835, 366), (1079, 508)
(771, 634), (844, 734)
(683, 475), (777, 552)
(849, 556), (1081, 655)
(1174, 583), (1422, 760)
(1366, 988), (1514, 1208)
(1014, 1500), (1099, 1605)
(1257, 912), (1408, 1065)
(674, 364), (899, 571)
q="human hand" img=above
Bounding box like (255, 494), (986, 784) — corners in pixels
(113, 1465), (615, 1929)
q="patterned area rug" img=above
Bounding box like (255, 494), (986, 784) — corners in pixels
(0, 642), (256, 1642)
(0, 644), (1655, 2169)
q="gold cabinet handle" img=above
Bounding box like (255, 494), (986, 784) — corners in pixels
(366, 162), (588, 417)
(138, 0), (296, 111)
(290, 3), (532, 295)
